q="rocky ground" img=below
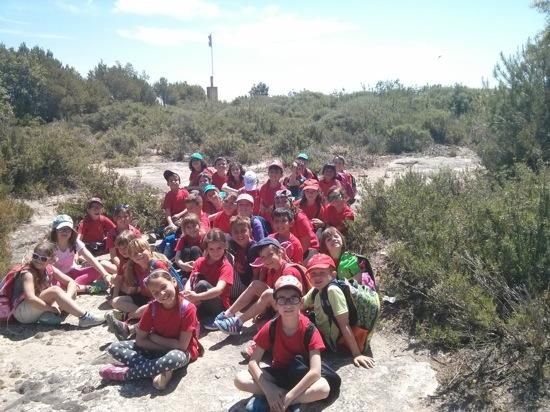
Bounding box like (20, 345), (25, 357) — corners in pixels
(2, 146), (482, 411)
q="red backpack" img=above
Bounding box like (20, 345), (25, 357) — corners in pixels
(0, 264), (27, 322)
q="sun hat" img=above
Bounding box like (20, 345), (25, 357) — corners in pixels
(52, 214), (74, 231)
(243, 171), (258, 191)
(236, 193), (254, 204)
(306, 253), (336, 273)
(190, 152), (204, 161)
(301, 179), (319, 191)
(274, 275), (303, 297)
(297, 153), (309, 161)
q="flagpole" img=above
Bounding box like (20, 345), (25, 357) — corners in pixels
(209, 33), (214, 87)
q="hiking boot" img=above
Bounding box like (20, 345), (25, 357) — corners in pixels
(215, 316), (242, 335)
(152, 370), (173, 390)
(105, 311), (131, 340)
(78, 312), (105, 328)
(240, 340), (256, 360)
(245, 395), (269, 412)
(99, 364), (128, 381)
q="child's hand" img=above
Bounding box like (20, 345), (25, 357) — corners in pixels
(311, 218), (324, 229)
(179, 261), (193, 272)
(183, 290), (200, 304)
(265, 386), (285, 412)
(353, 354), (375, 369)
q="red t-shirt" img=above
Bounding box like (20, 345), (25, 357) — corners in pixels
(291, 211), (319, 250)
(321, 204), (355, 232)
(259, 181), (285, 210)
(174, 234), (204, 252)
(298, 201), (325, 221)
(269, 233), (304, 264)
(189, 256), (234, 308)
(211, 211), (236, 234)
(211, 173), (227, 191)
(78, 215), (116, 243)
(106, 225), (141, 251)
(189, 170), (201, 187)
(238, 188), (261, 215)
(134, 259), (169, 298)
(198, 211), (211, 234)
(163, 188), (189, 215)
(318, 179), (342, 201)
(228, 178), (244, 190)
(254, 313), (325, 369)
(138, 295), (201, 361)
(260, 263), (302, 289)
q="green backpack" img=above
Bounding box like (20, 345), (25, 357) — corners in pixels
(337, 251), (376, 289)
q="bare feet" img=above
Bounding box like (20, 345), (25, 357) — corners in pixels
(152, 370), (173, 390)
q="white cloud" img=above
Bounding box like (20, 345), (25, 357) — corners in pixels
(114, 0), (220, 20)
(55, 0), (96, 15)
(117, 26), (204, 46)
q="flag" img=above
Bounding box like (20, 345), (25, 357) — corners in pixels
(208, 34), (212, 47)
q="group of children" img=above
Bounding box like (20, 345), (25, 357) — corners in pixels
(1, 151), (380, 411)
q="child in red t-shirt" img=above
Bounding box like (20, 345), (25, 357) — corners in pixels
(183, 229), (234, 328)
(211, 156), (228, 190)
(210, 193), (237, 234)
(105, 204), (141, 274)
(234, 275), (340, 411)
(223, 161), (245, 194)
(298, 179), (326, 232)
(321, 187), (355, 234)
(269, 207), (304, 264)
(239, 170), (261, 215)
(228, 215), (257, 302)
(333, 155), (357, 205)
(259, 161), (285, 218)
(187, 152), (209, 191)
(202, 184), (223, 215)
(111, 230), (139, 301)
(101, 269), (201, 390)
(214, 237), (305, 336)
(174, 213), (204, 274)
(77, 197), (116, 256)
(318, 164), (342, 202)
(184, 193), (210, 234)
(162, 170), (189, 234)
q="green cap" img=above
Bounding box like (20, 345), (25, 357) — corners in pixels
(297, 153), (309, 160)
(190, 152), (203, 160)
(202, 184), (218, 193)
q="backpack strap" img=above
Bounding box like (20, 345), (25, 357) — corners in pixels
(319, 280), (358, 337)
(269, 316), (316, 353)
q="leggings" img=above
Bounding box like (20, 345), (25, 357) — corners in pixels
(68, 266), (102, 285)
(194, 279), (225, 319)
(108, 340), (190, 380)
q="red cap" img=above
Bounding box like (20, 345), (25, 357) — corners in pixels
(306, 253), (336, 273)
(268, 160), (284, 171)
(301, 179), (319, 191)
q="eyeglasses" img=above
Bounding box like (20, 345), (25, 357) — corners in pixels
(32, 253), (49, 262)
(275, 296), (301, 306)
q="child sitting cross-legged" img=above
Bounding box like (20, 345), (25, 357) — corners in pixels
(174, 213), (204, 274)
(234, 275), (341, 412)
(100, 269), (202, 390)
(303, 253), (380, 369)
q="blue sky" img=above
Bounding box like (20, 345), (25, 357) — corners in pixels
(0, 0), (546, 101)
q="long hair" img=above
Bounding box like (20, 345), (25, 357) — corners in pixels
(49, 227), (78, 252)
(202, 228), (228, 259)
(226, 161), (245, 187)
(319, 227), (346, 255)
(27, 240), (57, 295)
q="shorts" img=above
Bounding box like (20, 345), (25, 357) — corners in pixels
(13, 300), (45, 324)
(262, 355), (341, 402)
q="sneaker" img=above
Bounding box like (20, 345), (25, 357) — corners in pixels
(215, 311), (229, 322)
(99, 364), (128, 381)
(215, 316), (242, 335)
(78, 312), (105, 328)
(245, 395), (269, 412)
(105, 311), (131, 340)
(202, 319), (219, 331)
(37, 312), (62, 326)
(152, 370), (173, 390)
(240, 340), (256, 361)
(88, 280), (108, 295)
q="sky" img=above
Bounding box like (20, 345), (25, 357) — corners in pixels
(0, 0), (546, 101)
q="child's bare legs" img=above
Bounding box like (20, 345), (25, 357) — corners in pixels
(234, 369), (279, 394)
(236, 289), (274, 324)
(225, 280), (268, 317)
(293, 378), (330, 403)
(39, 286), (86, 318)
(111, 295), (139, 314)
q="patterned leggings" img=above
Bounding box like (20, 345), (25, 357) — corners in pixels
(108, 340), (190, 380)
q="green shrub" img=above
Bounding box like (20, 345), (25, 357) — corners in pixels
(0, 194), (33, 275)
(386, 124), (431, 154)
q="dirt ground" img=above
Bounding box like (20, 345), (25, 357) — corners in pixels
(2, 147), (482, 411)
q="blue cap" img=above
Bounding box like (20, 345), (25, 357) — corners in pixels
(250, 237), (282, 258)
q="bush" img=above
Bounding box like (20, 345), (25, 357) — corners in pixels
(0, 194), (33, 275)
(386, 124), (431, 154)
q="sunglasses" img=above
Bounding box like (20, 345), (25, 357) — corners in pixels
(275, 296), (301, 306)
(32, 253), (49, 262)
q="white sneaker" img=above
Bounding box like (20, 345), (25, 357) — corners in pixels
(78, 312), (105, 328)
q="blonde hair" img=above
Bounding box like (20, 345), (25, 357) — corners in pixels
(230, 215), (251, 232)
(114, 230), (137, 248)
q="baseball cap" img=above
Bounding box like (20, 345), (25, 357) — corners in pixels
(203, 184), (218, 194)
(275, 189), (292, 199)
(301, 179), (319, 191)
(306, 253), (336, 273)
(249, 237), (281, 259)
(297, 153), (309, 161)
(87, 197), (103, 207)
(243, 171), (258, 191)
(274, 275), (303, 297)
(190, 152), (204, 161)
(52, 214), (74, 231)
(268, 160), (284, 172)
(163, 170), (180, 181)
(236, 193), (254, 205)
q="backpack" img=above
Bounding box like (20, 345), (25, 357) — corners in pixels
(311, 278), (380, 352)
(0, 264), (26, 322)
(149, 258), (185, 290)
(251, 215), (272, 238)
(337, 252), (376, 290)
(284, 262), (312, 293)
(150, 297), (204, 356)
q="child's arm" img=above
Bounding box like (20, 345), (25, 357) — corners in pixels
(149, 330), (192, 352)
(248, 347), (286, 412)
(20, 272), (60, 314)
(221, 183), (238, 194)
(185, 279), (226, 303)
(135, 327), (167, 351)
(109, 248), (120, 267)
(283, 349), (323, 409)
(335, 313), (374, 368)
(51, 266), (78, 297)
(80, 247), (113, 285)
